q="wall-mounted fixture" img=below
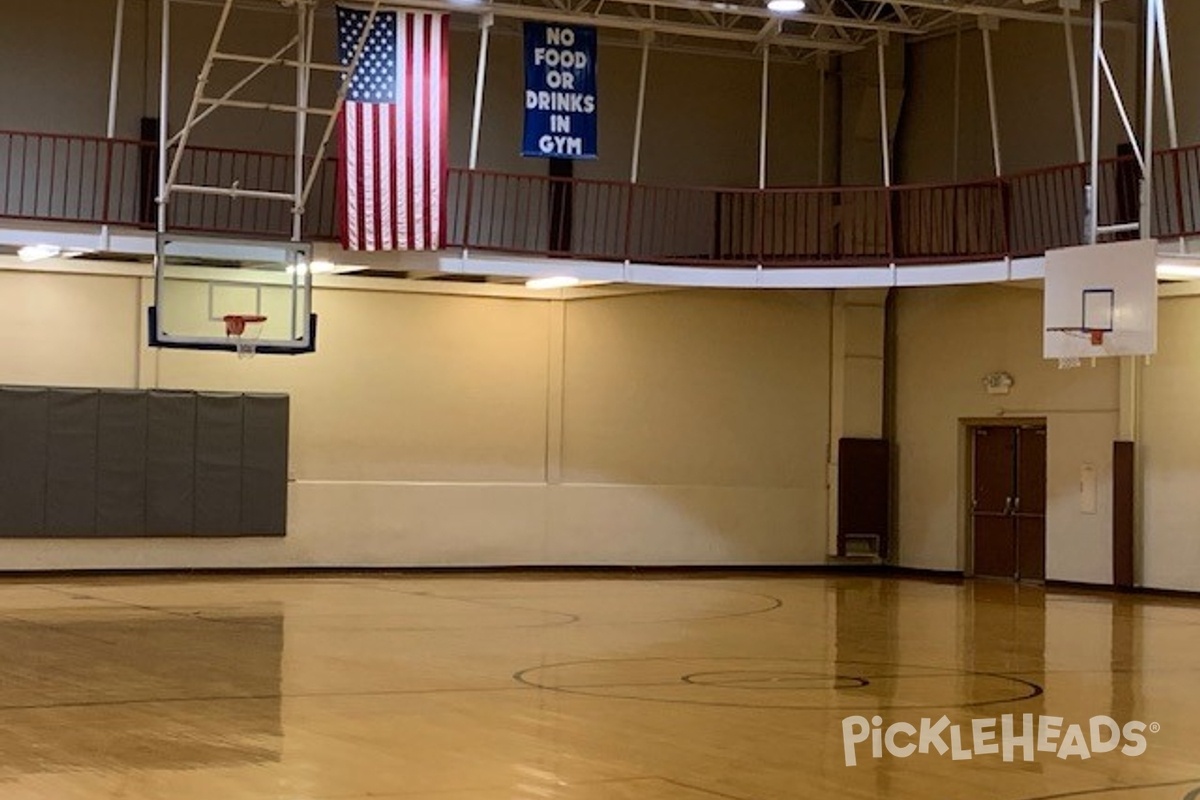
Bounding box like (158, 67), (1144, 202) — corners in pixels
(983, 371), (1014, 395)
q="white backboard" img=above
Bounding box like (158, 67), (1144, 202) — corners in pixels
(1043, 239), (1158, 360)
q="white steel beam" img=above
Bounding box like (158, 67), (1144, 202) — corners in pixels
(468, 14), (493, 171)
(877, 35), (891, 188)
(156, 0), (171, 234)
(1153, 0), (1178, 149)
(981, 19), (1002, 177)
(1063, 6), (1086, 163)
(630, 30), (652, 183)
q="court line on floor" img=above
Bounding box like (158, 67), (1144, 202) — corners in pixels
(1015, 778), (1200, 800)
(0, 684), (539, 713)
(512, 656), (1044, 711)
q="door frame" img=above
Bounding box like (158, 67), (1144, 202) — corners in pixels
(959, 417), (1047, 579)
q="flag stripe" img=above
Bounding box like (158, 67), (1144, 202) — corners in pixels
(336, 5), (446, 251)
(345, 102), (359, 249)
(424, 17), (435, 249)
(412, 13), (425, 250)
(380, 103), (393, 250)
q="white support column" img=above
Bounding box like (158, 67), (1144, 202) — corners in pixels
(468, 14), (493, 171)
(1087, 0), (1101, 244)
(980, 17), (1002, 178)
(103, 0), (125, 248)
(876, 34), (891, 188)
(156, 0), (171, 235)
(292, 2), (314, 243)
(1153, 0), (1178, 148)
(106, 0), (125, 139)
(630, 31), (652, 184)
(1062, 3), (1086, 164)
(1140, 0), (1157, 237)
(758, 42), (770, 190)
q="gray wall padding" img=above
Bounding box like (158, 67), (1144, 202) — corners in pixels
(146, 392), (197, 536)
(96, 391), (148, 536)
(0, 388), (49, 537)
(194, 394), (244, 536)
(46, 390), (100, 537)
(0, 387), (288, 539)
(241, 395), (289, 536)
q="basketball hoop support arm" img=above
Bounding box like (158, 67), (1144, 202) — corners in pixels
(157, 0), (379, 241)
(1085, 0), (1178, 244)
(300, 1), (384, 212)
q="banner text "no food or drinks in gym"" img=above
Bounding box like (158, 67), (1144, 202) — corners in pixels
(522, 23), (597, 159)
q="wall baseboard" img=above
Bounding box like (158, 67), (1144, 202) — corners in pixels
(0, 563), (966, 581)
(1046, 579), (1200, 601)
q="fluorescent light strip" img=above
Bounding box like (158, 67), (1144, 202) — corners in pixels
(526, 276), (582, 290)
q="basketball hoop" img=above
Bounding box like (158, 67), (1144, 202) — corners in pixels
(1057, 356), (1083, 371)
(223, 314), (267, 359)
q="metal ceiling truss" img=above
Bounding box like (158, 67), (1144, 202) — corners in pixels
(166, 0), (1096, 58)
(155, 0), (1163, 245)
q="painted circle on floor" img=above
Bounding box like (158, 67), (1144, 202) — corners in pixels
(514, 656), (1043, 710)
(1014, 782), (1200, 800)
(681, 670), (870, 691)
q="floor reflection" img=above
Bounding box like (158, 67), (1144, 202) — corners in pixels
(0, 605), (281, 776)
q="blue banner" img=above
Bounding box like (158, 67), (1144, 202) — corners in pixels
(522, 23), (597, 160)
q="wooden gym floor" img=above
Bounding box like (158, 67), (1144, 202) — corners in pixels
(0, 573), (1197, 799)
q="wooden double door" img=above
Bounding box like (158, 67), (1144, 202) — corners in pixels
(971, 425), (1046, 581)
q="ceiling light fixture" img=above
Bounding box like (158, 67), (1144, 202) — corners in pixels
(17, 244), (62, 262)
(526, 276), (582, 290)
(766, 0), (806, 13)
(1157, 255), (1200, 281)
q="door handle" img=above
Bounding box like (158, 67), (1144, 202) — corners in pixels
(1003, 497), (1013, 516)
(1013, 496), (1021, 514)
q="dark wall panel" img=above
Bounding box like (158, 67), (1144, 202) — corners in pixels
(242, 395), (289, 536)
(0, 387), (287, 539)
(0, 388), (49, 537)
(96, 391), (148, 536)
(146, 392), (197, 536)
(1113, 441), (1135, 589)
(195, 394), (244, 536)
(838, 438), (891, 559)
(45, 390), (99, 537)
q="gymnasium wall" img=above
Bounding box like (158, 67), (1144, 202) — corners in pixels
(897, 18), (1140, 183)
(4, 0), (1177, 194)
(893, 283), (1120, 583)
(1138, 290), (1200, 592)
(0, 0), (833, 190)
(0, 263), (832, 568)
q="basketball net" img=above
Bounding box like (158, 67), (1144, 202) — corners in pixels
(224, 314), (267, 360)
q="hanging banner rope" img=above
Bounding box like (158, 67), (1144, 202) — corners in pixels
(522, 22), (598, 159)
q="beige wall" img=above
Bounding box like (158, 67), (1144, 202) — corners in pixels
(5, 0), (1191, 193)
(1139, 292), (1200, 591)
(0, 263), (832, 568)
(898, 18), (1139, 183)
(0, 1), (830, 188)
(893, 283), (1120, 579)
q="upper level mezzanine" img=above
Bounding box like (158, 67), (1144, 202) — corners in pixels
(0, 127), (1196, 287)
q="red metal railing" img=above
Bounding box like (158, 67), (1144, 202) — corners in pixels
(3, 127), (1200, 268)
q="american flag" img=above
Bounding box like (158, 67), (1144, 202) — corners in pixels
(336, 5), (448, 251)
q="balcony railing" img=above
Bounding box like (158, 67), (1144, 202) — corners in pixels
(3, 127), (1200, 267)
